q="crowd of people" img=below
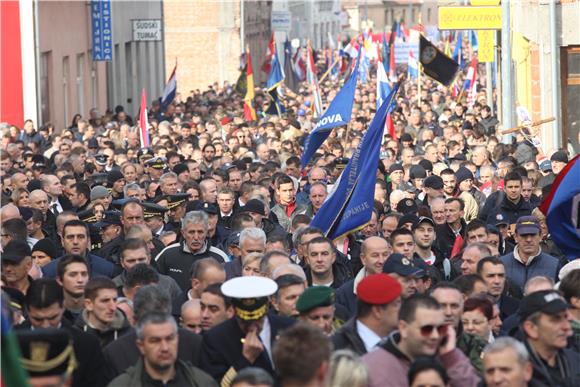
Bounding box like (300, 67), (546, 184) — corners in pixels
(1, 43), (579, 387)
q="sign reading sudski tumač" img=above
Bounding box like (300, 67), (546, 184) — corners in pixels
(132, 19), (162, 41)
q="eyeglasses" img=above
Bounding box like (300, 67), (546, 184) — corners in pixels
(419, 324), (448, 337)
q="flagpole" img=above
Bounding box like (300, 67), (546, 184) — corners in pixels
(319, 58), (341, 83)
(417, 63), (422, 105)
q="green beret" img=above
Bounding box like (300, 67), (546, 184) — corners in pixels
(296, 286), (335, 314)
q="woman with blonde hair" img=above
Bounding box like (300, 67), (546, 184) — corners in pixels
(327, 350), (369, 387)
(242, 252), (263, 277)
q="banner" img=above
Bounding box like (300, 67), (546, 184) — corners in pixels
(311, 84), (400, 239)
(301, 49), (361, 168)
(91, 0), (112, 61)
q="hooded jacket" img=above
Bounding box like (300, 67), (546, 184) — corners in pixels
(74, 309), (131, 348)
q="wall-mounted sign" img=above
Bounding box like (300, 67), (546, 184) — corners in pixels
(132, 19), (162, 41)
(91, 0), (112, 61)
(438, 6), (502, 30)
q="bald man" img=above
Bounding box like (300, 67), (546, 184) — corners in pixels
(336, 237), (391, 318)
(0, 203), (20, 223)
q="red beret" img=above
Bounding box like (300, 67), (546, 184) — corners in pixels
(356, 273), (402, 305)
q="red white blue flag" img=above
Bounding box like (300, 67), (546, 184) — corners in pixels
(161, 61), (177, 110)
(540, 154), (580, 260)
(138, 89), (150, 148)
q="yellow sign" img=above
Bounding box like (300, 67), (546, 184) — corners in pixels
(438, 6), (502, 30)
(478, 30), (495, 62)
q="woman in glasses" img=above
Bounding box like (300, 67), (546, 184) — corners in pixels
(462, 296), (495, 343)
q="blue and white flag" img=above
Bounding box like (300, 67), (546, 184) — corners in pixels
(311, 84), (400, 239)
(160, 62), (177, 110)
(301, 48), (361, 168)
(376, 60), (392, 110)
(266, 49), (285, 91)
(453, 31), (463, 68)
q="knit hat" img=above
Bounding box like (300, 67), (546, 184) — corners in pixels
(455, 166), (474, 184)
(31, 239), (58, 260)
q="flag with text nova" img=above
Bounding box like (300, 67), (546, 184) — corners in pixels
(539, 154), (580, 260)
(301, 48), (361, 168)
(311, 84), (399, 239)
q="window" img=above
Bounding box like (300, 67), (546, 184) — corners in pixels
(76, 53), (85, 117)
(40, 52), (51, 124)
(62, 56), (70, 126)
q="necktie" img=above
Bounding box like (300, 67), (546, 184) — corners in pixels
(52, 203), (59, 215)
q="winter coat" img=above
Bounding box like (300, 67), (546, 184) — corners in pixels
(362, 331), (480, 387)
(107, 358), (216, 387)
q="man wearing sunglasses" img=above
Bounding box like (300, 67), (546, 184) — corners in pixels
(362, 294), (479, 387)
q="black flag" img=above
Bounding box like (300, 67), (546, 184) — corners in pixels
(419, 35), (459, 86)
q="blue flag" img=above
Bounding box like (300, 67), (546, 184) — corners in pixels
(453, 31), (463, 67)
(311, 84), (400, 239)
(540, 155), (580, 260)
(381, 33), (390, 74)
(266, 48), (285, 116)
(266, 49), (284, 91)
(300, 49), (361, 168)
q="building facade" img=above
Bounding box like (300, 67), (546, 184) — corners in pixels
(511, 0), (580, 152)
(107, 0), (165, 119)
(163, 0), (272, 94)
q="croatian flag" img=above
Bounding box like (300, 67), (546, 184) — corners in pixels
(408, 50), (419, 80)
(464, 58), (478, 108)
(540, 154), (580, 260)
(138, 89), (150, 148)
(160, 62), (177, 111)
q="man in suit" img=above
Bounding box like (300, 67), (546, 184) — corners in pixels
(199, 276), (295, 385)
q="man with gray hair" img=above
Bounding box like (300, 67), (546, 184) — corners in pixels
(159, 172), (179, 195)
(224, 227), (267, 279)
(482, 337), (532, 387)
(107, 312), (216, 387)
(155, 211), (227, 290)
(102, 285), (204, 378)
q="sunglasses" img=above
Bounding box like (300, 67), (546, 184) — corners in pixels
(419, 324), (448, 337)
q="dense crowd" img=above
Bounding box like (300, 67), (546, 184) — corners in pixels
(1, 46), (579, 387)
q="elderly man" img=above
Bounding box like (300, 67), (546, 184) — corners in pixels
(336, 236), (390, 317)
(500, 216), (560, 291)
(482, 337), (533, 387)
(155, 211), (227, 290)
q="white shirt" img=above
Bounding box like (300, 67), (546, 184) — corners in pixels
(259, 317), (273, 366)
(356, 319), (382, 353)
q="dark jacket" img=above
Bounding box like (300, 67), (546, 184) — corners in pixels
(305, 259), (352, 289)
(103, 327), (203, 379)
(335, 278), (357, 319)
(74, 309), (132, 348)
(199, 314), (295, 383)
(154, 240), (228, 291)
(224, 256), (243, 280)
(331, 317), (368, 356)
(525, 339), (580, 387)
(96, 235), (165, 265)
(42, 252), (117, 278)
(501, 250), (560, 291)
(486, 193), (532, 227)
(107, 358), (217, 387)
(435, 219), (467, 259)
(16, 319), (109, 387)
(498, 293), (520, 320)
(113, 269), (182, 302)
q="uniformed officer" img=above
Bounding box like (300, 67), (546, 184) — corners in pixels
(199, 276), (295, 385)
(142, 202), (169, 237)
(16, 328), (77, 387)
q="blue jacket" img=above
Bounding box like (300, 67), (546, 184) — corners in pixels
(42, 253), (117, 278)
(500, 250), (560, 291)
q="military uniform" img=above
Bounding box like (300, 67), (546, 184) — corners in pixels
(199, 277), (295, 385)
